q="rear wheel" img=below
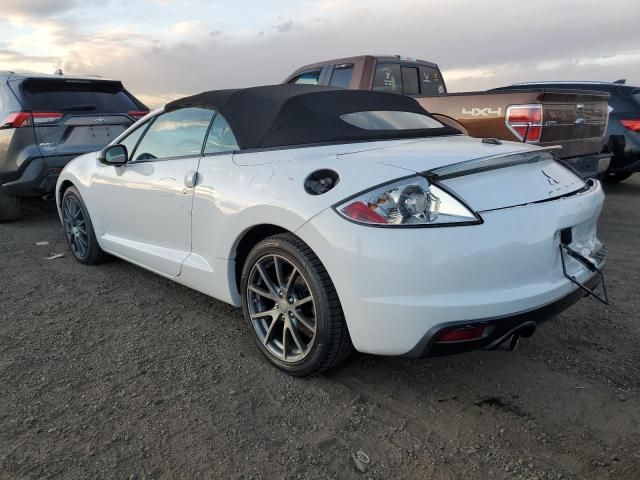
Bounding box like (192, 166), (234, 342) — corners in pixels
(240, 233), (352, 376)
(62, 186), (106, 265)
(0, 189), (22, 222)
(603, 171), (633, 183)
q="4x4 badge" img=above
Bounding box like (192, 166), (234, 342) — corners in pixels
(93, 117), (106, 124)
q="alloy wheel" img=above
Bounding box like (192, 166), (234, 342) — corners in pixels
(62, 195), (89, 258)
(247, 254), (317, 362)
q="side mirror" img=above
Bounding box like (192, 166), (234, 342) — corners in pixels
(99, 144), (128, 165)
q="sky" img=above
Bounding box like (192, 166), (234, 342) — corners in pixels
(1, 0), (639, 108)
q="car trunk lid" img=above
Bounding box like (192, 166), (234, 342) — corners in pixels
(337, 136), (588, 211)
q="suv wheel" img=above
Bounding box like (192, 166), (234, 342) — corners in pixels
(240, 233), (352, 376)
(0, 189), (22, 222)
(604, 172), (633, 183)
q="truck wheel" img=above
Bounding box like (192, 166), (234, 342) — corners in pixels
(603, 172), (633, 183)
(0, 189), (22, 222)
(240, 233), (352, 376)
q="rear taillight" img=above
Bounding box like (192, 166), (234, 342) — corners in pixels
(621, 119), (640, 132)
(506, 104), (543, 143)
(436, 325), (488, 343)
(0, 111), (62, 129)
(128, 110), (149, 119)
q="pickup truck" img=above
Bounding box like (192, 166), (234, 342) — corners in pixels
(283, 55), (610, 178)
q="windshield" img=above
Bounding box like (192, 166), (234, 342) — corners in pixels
(340, 111), (445, 130)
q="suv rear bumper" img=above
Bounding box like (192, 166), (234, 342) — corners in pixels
(561, 153), (611, 178)
(1, 155), (76, 196)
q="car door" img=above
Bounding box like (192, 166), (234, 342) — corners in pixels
(90, 107), (215, 276)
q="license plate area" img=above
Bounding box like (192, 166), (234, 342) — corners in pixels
(88, 126), (113, 143)
(559, 242), (608, 304)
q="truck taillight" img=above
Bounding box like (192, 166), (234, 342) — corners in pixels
(506, 104), (543, 143)
(621, 119), (640, 132)
(0, 111), (62, 129)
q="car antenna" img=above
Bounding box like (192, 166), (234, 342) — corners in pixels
(612, 79), (626, 84)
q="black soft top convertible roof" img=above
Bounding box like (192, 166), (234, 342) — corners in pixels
(165, 84), (459, 150)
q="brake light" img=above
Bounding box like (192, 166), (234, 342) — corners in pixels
(31, 112), (63, 124)
(436, 325), (487, 342)
(0, 111), (62, 129)
(621, 119), (640, 132)
(341, 201), (387, 224)
(128, 110), (149, 119)
(506, 104), (543, 143)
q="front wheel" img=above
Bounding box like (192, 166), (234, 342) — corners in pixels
(61, 186), (106, 265)
(240, 233), (352, 376)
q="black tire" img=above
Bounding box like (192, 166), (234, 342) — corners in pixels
(603, 171), (633, 183)
(61, 186), (107, 265)
(240, 233), (352, 376)
(0, 189), (22, 223)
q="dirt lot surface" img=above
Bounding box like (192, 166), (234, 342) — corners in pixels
(1, 177), (639, 480)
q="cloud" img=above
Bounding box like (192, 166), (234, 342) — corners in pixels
(0, 0), (638, 108)
(0, 49), (59, 71)
(0, 0), (80, 18)
(273, 19), (293, 33)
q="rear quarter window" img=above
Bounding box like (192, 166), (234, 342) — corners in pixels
(401, 67), (420, 96)
(289, 71), (321, 85)
(419, 67), (446, 95)
(20, 78), (141, 114)
(372, 63), (402, 94)
(329, 65), (353, 89)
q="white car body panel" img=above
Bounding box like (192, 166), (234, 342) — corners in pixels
(297, 182), (604, 355)
(56, 124), (606, 357)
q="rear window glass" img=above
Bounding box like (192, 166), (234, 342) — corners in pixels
(21, 78), (140, 113)
(341, 111), (444, 130)
(329, 65), (353, 89)
(631, 89), (640, 107)
(419, 66), (446, 95)
(290, 71), (321, 85)
(372, 63), (402, 94)
(401, 67), (420, 96)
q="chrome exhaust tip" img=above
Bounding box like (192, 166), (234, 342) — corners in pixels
(495, 334), (520, 352)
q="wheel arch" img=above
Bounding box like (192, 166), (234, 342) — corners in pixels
(57, 179), (75, 206)
(56, 179), (77, 220)
(232, 223), (290, 293)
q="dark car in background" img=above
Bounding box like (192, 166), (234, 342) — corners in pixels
(495, 81), (640, 183)
(0, 71), (148, 221)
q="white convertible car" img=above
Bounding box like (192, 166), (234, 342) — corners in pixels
(56, 85), (607, 375)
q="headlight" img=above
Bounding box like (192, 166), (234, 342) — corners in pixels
(335, 175), (480, 227)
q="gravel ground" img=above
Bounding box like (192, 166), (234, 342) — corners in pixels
(1, 177), (639, 479)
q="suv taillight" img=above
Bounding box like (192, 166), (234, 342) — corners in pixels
(128, 110), (149, 119)
(621, 119), (640, 132)
(505, 104), (543, 143)
(0, 111), (63, 129)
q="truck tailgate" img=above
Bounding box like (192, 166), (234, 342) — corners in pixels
(418, 89), (609, 159)
(537, 90), (609, 158)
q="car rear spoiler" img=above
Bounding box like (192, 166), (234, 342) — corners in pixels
(426, 146), (563, 181)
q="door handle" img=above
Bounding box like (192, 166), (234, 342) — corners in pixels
(184, 170), (197, 188)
